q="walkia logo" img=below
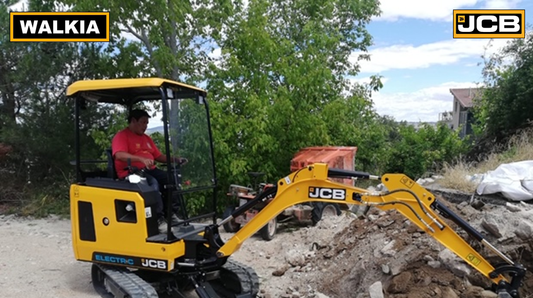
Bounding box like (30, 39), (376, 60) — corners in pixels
(10, 12), (110, 42)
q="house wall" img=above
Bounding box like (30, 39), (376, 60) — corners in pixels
(452, 96), (474, 138)
(458, 109), (473, 138)
(452, 97), (460, 130)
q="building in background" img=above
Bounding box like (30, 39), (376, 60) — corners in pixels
(449, 88), (483, 138)
(438, 111), (453, 129)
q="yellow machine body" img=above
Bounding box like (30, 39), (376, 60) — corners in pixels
(70, 184), (188, 272)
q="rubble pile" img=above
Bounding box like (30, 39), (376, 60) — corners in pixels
(243, 193), (533, 298)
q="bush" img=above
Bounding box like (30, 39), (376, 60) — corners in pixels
(385, 123), (471, 179)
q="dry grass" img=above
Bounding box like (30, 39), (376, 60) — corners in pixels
(439, 161), (478, 193)
(439, 128), (533, 193)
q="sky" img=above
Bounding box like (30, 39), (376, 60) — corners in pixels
(7, 0), (532, 125)
(355, 0), (533, 123)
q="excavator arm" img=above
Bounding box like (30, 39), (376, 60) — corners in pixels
(215, 163), (525, 297)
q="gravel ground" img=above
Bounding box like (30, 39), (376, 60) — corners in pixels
(0, 214), (341, 298)
(0, 215), (95, 298)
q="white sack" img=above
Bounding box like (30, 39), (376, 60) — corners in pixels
(476, 160), (533, 201)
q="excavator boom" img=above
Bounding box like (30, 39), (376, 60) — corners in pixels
(216, 163), (525, 297)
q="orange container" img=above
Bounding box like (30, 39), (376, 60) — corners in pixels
(290, 146), (358, 185)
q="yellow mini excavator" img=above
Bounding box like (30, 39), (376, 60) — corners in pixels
(67, 78), (526, 298)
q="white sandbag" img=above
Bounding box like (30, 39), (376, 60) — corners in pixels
(476, 160), (533, 201)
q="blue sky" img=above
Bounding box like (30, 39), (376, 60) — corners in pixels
(353, 0), (533, 122)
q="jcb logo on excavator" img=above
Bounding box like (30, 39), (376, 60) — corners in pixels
(141, 258), (167, 270)
(308, 187), (346, 200)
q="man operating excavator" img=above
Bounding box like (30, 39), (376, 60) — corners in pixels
(112, 109), (188, 233)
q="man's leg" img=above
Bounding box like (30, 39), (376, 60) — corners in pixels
(145, 168), (182, 223)
(144, 173), (167, 233)
(144, 174), (163, 217)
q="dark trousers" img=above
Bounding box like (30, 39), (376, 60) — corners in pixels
(144, 168), (180, 218)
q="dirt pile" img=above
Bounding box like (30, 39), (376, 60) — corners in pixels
(232, 194), (533, 298)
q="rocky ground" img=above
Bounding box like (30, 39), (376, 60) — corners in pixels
(231, 195), (533, 298)
(1, 187), (533, 298)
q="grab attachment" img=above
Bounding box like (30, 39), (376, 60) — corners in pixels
(491, 263), (526, 298)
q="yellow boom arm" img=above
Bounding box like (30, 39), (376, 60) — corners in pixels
(216, 163), (525, 295)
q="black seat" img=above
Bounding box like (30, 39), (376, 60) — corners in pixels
(105, 149), (118, 179)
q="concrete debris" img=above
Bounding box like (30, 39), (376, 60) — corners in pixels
(380, 264), (390, 275)
(233, 187), (533, 298)
(481, 216), (503, 238)
(368, 281), (384, 298)
(438, 249), (471, 278)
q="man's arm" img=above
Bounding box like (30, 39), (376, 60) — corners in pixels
(154, 154), (188, 165)
(148, 136), (187, 165)
(115, 151), (154, 168)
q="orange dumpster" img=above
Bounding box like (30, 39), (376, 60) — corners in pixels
(290, 146), (357, 185)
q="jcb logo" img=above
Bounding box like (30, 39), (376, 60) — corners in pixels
(141, 258), (167, 270)
(453, 10), (525, 38)
(309, 187), (346, 200)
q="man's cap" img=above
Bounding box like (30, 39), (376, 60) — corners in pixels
(128, 109), (151, 122)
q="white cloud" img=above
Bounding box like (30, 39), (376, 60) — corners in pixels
(376, 0), (478, 21)
(376, 0), (523, 21)
(484, 0), (522, 8)
(372, 81), (483, 122)
(348, 76), (389, 85)
(354, 39), (509, 74)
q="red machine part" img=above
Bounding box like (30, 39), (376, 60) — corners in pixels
(290, 146), (358, 185)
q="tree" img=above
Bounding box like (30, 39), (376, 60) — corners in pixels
(321, 87), (391, 174)
(207, 0), (381, 186)
(0, 0), (149, 210)
(0, 0), (29, 125)
(474, 32), (533, 138)
(61, 0), (233, 82)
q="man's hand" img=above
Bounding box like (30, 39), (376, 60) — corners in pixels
(115, 151), (155, 169)
(139, 157), (155, 168)
(173, 157), (188, 165)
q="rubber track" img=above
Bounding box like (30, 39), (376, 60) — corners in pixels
(98, 264), (159, 298)
(222, 260), (259, 296)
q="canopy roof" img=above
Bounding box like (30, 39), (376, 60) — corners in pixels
(66, 78), (207, 104)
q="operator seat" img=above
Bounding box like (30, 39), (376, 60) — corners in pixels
(105, 148), (118, 180)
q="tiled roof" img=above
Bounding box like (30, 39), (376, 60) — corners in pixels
(449, 88), (483, 108)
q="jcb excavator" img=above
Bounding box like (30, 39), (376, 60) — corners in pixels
(67, 78), (526, 298)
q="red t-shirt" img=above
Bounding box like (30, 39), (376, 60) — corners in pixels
(111, 128), (162, 179)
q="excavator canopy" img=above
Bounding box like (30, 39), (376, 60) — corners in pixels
(66, 77), (207, 105)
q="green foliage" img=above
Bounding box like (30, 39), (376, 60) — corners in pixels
(0, 0), (475, 218)
(322, 93), (392, 174)
(473, 32), (533, 138)
(19, 182), (72, 217)
(208, 0), (381, 191)
(90, 108), (128, 161)
(60, 0), (232, 81)
(385, 123), (470, 178)
(0, 0), (150, 215)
